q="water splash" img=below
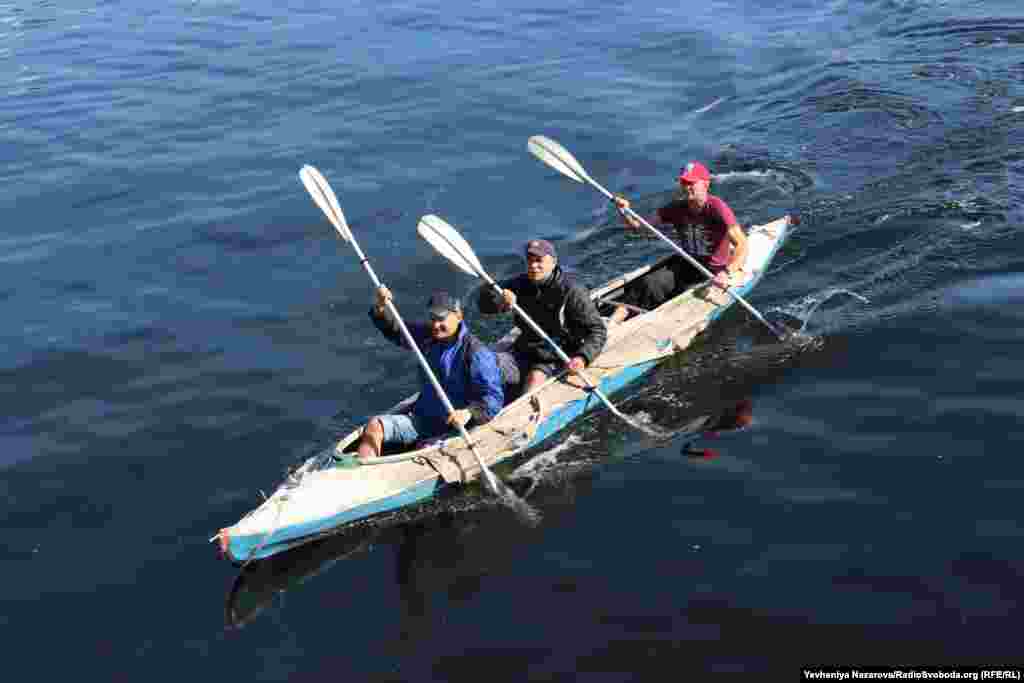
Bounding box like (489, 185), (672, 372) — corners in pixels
(510, 434), (592, 480)
(771, 288), (870, 334)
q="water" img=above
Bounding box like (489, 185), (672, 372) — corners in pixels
(3, 0), (1023, 678)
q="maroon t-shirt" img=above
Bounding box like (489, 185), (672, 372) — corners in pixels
(656, 195), (737, 271)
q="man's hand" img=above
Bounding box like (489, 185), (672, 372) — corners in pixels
(447, 408), (472, 429)
(375, 286), (393, 313)
(500, 288), (516, 312)
(613, 195), (641, 231)
(566, 356), (586, 374)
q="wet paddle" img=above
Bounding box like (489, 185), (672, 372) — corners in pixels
(527, 135), (790, 342)
(298, 165), (537, 521)
(417, 213), (679, 441)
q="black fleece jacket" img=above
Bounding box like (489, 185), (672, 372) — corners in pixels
(478, 266), (607, 366)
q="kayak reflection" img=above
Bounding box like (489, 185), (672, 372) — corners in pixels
(223, 471), (593, 631)
(223, 395), (761, 631)
(224, 520), (381, 629)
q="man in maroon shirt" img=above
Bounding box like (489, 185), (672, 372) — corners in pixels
(608, 161), (748, 325)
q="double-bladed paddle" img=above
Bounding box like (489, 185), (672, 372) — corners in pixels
(418, 213), (679, 441)
(299, 165), (537, 522)
(527, 135), (790, 341)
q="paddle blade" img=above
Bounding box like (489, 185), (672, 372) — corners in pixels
(527, 135), (589, 184)
(417, 214), (486, 279)
(299, 165), (353, 242)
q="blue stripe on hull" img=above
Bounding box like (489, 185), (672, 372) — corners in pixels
(232, 355), (667, 561)
(229, 477), (442, 562)
(230, 223), (789, 561)
(522, 358), (661, 449)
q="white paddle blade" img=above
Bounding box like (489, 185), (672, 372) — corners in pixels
(299, 165), (353, 242)
(417, 214), (486, 279)
(527, 135), (589, 184)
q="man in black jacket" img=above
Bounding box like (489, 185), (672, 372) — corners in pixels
(478, 239), (607, 395)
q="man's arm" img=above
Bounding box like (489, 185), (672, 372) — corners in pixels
(613, 196), (667, 234)
(704, 197), (746, 284)
(567, 285), (608, 365)
(465, 350), (504, 424)
(725, 223), (748, 274)
(368, 287), (428, 349)
(478, 277), (517, 315)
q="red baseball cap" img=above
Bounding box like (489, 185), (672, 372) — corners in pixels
(679, 161), (711, 184)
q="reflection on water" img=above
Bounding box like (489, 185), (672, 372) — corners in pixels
(224, 522), (380, 629)
(224, 472), (593, 632)
(223, 318), (828, 630)
(679, 398), (755, 460)
(223, 396), (774, 631)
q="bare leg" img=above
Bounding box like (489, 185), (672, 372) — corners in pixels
(522, 369), (549, 394)
(608, 305), (629, 326)
(520, 369), (550, 415)
(356, 418), (384, 459)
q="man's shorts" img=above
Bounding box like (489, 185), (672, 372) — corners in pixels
(374, 412), (429, 448)
(495, 350), (561, 386)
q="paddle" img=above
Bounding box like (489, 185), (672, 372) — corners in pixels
(417, 213), (678, 441)
(527, 135), (790, 341)
(298, 165), (536, 521)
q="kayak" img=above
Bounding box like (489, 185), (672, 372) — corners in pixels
(215, 215), (796, 563)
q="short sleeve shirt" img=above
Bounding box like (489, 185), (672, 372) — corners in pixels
(656, 195), (737, 270)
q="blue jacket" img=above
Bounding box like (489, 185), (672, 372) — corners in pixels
(370, 307), (504, 437)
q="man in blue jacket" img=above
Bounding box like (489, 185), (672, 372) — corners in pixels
(355, 288), (504, 459)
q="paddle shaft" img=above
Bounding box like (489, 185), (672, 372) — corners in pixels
(568, 168), (785, 339)
(478, 273), (624, 414)
(594, 296), (648, 315)
(627, 206), (783, 334)
(416, 210), (676, 441)
(350, 241), (499, 490)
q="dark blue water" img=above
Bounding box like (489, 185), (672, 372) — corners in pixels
(3, 0), (1023, 679)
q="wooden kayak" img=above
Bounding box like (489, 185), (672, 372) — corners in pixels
(216, 215), (795, 563)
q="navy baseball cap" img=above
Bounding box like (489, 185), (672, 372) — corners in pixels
(426, 291), (462, 319)
(525, 239), (556, 258)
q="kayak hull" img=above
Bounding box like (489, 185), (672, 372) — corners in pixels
(218, 216), (794, 562)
